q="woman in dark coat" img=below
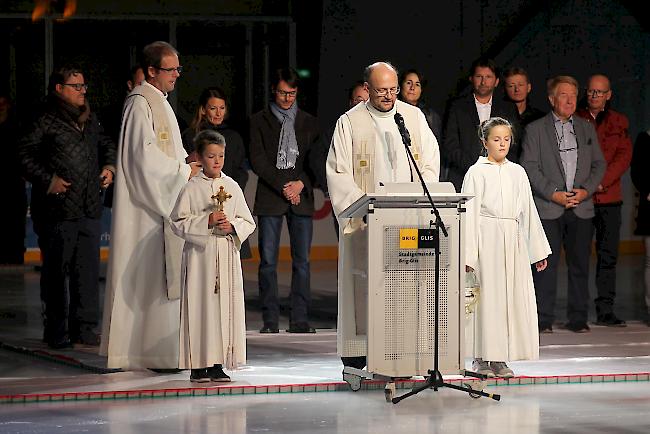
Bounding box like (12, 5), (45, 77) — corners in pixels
(182, 87), (251, 259)
(398, 68), (442, 143)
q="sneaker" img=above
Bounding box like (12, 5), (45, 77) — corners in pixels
(472, 358), (495, 378)
(565, 322), (590, 333)
(190, 368), (211, 383)
(595, 313), (627, 327)
(208, 365), (231, 383)
(490, 361), (514, 379)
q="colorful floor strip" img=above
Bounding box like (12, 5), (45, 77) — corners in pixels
(2, 372), (648, 404)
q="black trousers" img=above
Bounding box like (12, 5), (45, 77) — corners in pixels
(38, 217), (101, 343)
(593, 204), (622, 316)
(534, 210), (594, 326)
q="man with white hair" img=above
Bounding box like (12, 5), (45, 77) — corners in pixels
(326, 61), (440, 370)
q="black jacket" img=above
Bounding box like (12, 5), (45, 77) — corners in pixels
(18, 98), (116, 221)
(442, 93), (521, 191)
(248, 107), (320, 216)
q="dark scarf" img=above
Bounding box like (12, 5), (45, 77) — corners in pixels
(48, 93), (91, 129)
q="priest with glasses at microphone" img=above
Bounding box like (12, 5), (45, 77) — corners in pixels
(326, 61), (440, 371)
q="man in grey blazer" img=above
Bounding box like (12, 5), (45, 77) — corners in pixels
(521, 75), (606, 333)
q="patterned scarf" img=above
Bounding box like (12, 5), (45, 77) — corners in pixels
(270, 102), (299, 169)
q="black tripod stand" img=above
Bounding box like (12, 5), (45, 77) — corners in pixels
(391, 113), (500, 404)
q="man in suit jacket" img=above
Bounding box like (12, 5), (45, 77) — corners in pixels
(442, 57), (521, 191)
(249, 67), (321, 334)
(521, 75), (606, 334)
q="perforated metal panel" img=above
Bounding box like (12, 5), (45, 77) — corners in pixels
(367, 207), (463, 378)
(382, 226), (450, 360)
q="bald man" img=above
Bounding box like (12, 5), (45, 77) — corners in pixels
(575, 74), (632, 327)
(326, 61), (440, 370)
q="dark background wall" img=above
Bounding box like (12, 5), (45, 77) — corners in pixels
(2, 0), (648, 238)
(318, 0), (649, 136)
(317, 0), (649, 239)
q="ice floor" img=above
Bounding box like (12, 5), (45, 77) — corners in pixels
(0, 257), (649, 433)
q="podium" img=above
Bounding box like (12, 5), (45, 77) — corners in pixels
(339, 182), (473, 395)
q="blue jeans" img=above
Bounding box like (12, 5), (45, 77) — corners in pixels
(258, 210), (313, 325)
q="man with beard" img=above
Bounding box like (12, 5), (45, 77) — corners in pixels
(18, 64), (116, 348)
(326, 61), (440, 370)
(442, 57), (521, 191)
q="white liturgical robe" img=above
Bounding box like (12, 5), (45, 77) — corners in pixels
(462, 157), (551, 361)
(326, 99), (440, 357)
(100, 81), (191, 369)
(170, 172), (255, 370)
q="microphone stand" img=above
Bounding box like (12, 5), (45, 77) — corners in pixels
(391, 113), (500, 404)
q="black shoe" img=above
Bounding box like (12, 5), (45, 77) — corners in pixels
(595, 313), (627, 327)
(149, 368), (185, 374)
(72, 332), (101, 346)
(190, 368), (211, 383)
(565, 322), (590, 333)
(47, 338), (73, 349)
(208, 365), (231, 382)
(538, 324), (553, 334)
(259, 324), (279, 333)
(287, 322), (316, 333)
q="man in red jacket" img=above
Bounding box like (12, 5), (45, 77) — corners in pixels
(576, 74), (632, 327)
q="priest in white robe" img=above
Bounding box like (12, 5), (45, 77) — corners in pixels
(462, 152), (551, 364)
(100, 42), (200, 369)
(326, 62), (440, 369)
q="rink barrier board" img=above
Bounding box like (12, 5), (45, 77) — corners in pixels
(19, 239), (647, 264)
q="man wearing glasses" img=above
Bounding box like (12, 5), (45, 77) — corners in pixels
(101, 41), (200, 370)
(521, 75), (606, 334)
(249, 67), (322, 334)
(326, 61), (440, 370)
(575, 74), (632, 327)
(18, 65), (116, 349)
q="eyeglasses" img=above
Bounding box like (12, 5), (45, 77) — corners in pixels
(587, 89), (609, 98)
(369, 86), (400, 97)
(275, 90), (297, 98)
(156, 66), (183, 74)
(62, 83), (88, 91)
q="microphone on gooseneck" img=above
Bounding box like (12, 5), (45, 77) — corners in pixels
(393, 111), (448, 237)
(394, 112), (411, 146)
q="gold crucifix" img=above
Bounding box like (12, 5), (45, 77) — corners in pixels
(211, 186), (232, 212)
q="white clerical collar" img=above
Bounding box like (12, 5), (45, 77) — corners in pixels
(143, 80), (168, 99)
(365, 100), (397, 118)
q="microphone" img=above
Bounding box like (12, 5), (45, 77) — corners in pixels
(393, 111), (448, 237)
(394, 112), (411, 146)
